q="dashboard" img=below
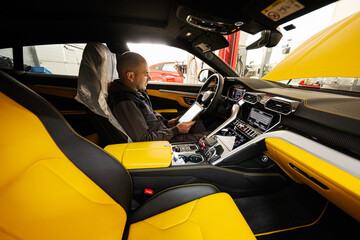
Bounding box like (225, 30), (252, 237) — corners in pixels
(172, 75), (360, 167)
(214, 80), (293, 151)
(170, 75), (360, 224)
(228, 85), (246, 101)
(178, 76), (360, 166)
(217, 92), (284, 149)
(217, 77), (360, 223)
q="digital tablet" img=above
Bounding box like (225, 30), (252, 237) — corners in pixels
(178, 102), (204, 123)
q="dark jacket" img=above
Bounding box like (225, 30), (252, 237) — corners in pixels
(107, 80), (179, 142)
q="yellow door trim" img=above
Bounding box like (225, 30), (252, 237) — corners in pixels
(147, 89), (196, 108)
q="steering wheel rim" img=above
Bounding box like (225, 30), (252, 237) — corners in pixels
(196, 73), (224, 116)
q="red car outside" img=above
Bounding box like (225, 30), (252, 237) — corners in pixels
(149, 62), (185, 83)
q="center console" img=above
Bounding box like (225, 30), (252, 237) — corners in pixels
(104, 93), (287, 169)
(172, 143), (205, 165)
(171, 98), (281, 166)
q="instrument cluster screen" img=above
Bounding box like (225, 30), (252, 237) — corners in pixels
(247, 108), (273, 131)
(230, 87), (246, 101)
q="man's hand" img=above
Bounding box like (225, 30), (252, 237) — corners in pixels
(167, 117), (179, 128)
(176, 121), (196, 134)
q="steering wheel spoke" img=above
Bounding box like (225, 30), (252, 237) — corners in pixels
(196, 73), (224, 116)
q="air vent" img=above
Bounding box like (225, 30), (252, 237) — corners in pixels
(265, 99), (292, 115)
(243, 93), (258, 104)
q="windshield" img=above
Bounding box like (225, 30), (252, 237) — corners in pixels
(216, 0), (360, 94)
(127, 43), (211, 84)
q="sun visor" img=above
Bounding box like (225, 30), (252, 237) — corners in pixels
(264, 12), (360, 81)
(192, 33), (229, 53)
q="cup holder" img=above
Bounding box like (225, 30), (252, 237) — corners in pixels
(189, 154), (203, 163)
(177, 154), (204, 163)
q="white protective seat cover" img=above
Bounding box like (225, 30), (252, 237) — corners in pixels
(75, 42), (132, 142)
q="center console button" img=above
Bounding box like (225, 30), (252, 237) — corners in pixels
(189, 145), (197, 150)
(172, 146), (180, 152)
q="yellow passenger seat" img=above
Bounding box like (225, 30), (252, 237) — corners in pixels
(0, 70), (256, 239)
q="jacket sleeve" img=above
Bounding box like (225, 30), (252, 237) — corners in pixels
(111, 100), (179, 142)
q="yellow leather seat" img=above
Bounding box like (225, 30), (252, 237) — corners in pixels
(129, 192), (255, 240)
(0, 70), (255, 239)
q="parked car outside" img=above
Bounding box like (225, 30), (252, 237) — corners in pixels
(149, 62), (185, 83)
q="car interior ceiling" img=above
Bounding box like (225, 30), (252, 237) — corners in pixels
(1, 0), (359, 239)
(0, 0), (338, 48)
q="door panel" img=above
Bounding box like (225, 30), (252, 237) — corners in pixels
(10, 71), (203, 133)
(146, 82), (202, 119)
(7, 71), (94, 137)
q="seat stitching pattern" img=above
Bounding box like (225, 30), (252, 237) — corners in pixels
(143, 199), (199, 230)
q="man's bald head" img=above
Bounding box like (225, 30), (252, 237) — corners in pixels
(117, 52), (147, 80)
(116, 52), (151, 91)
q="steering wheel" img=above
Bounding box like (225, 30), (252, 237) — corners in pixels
(196, 73), (224, 116)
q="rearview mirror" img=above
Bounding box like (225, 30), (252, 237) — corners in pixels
(246, 29), (282, 50)
(198, 69), (216, 83)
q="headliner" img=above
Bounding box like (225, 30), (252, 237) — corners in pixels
(1, 0), (336, 48)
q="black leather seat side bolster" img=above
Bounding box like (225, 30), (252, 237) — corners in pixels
(0, 70), (133, 213)
(87, 110), (128, 147)
(129, 184), (219, 223)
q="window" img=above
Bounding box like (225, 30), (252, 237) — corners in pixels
(19, 42), (210, 83)
(0, 48), (14, 69)
(23, 44), (85, 75)
(152, 64), (163, 70)
(128, 43), (208, 84)
(162, 63), (177, 72)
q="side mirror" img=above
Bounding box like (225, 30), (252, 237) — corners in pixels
(198, 69), (216, 83)
(246, 29), (282, 50)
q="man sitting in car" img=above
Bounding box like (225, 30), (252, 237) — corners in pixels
(107, 52), (208, 143)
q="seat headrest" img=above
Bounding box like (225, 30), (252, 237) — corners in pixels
(76, 42), (132, 142)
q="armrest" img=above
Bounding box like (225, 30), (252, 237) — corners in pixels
(104, 141), (172, 169)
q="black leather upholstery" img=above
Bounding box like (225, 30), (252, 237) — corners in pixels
(0, 70), (133, 213)
(129, 184), (219, 223)
(87, 110), (129, 147)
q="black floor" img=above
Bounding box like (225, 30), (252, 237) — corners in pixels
(234, 183), (360, 239)
(255, 203), (360, 240)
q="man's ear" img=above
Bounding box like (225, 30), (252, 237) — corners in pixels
(127, 72), (135, 82)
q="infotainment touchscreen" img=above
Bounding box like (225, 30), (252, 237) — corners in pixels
(178, 102), (204, 123)
(247, 108), (273, 131)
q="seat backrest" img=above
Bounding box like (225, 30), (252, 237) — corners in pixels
(0, 70), (132, 239)
(86, 109), (130, 146)
(76, 42), (132, 145)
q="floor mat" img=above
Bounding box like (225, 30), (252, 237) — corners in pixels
(255, 202), (360, 240)
(234, 184), (327, 235)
